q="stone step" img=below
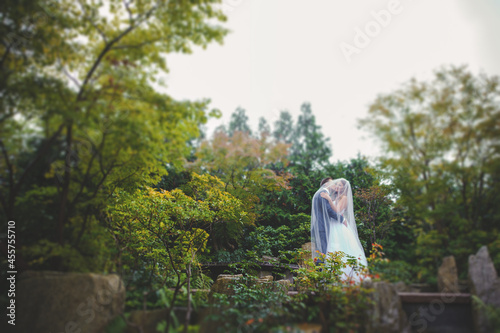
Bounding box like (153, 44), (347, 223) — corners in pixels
(398, 292), (471, 303)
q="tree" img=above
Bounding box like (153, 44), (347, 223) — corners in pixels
(107, 173), (246, 332)
(354, 184), (394, 246)
(258, 116), (271, 138)
(360, 65), (500, 277)
(272, 110), (294, 144)
(181, 173), (248, 251)
(0, 0), (229, 271)
(190, 130), (291, 243)
(290, 102), (332, 173)
(228, 107), (252, 136)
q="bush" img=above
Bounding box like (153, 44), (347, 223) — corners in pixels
(206, 275), (293, 332)
(206, 249), (374, 332)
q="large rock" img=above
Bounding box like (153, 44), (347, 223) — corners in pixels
(392, 281), (410, 293)
(257, 275), (273, 283)
(299, 242), (313, 267)
(363, 280), (411, 333)
(468, 246), (500, 333)
(17, 271), (125, 333)
(438, 255), (459, 293)
(275, 279), (291, 292)
(207, 274), (243, 302)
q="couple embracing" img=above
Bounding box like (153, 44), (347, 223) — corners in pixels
(310, 177), (368, 282)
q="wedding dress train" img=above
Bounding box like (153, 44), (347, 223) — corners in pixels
(327, 217), (368, 283)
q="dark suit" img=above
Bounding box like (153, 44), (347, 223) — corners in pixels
(312, 189), (344, 255)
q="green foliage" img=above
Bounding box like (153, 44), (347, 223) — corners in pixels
(228, 107), (252, 136)
(203, 105), (401, 269)
(367, 243), (416, 284)
(181, 173), (248, 251)
(191, 130), (291, 227)
(360, 65), (500, 282)
(258, 117), (271, 137)
(1, 0), (230, 271)
(294, 250), (369, 290)
(489, 235), (500, 272)
(369, 259), (416, 284)
(414, 230), (446, 283)
(290, 102), (332, 173)
(471, 296), (500, 333)
(241, 222), (310, 258)
(107, 173), (246, 331)
(272, 110), (294, 144)
(355, 185), (393, 244)
(206, 250), (373, 332)
(104, 313), (128, 333)
(207, 275), (293, 332)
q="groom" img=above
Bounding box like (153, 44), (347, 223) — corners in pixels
(312, 177), (344, 257)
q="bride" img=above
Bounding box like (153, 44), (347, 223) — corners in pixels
(311, 178), (368, 282)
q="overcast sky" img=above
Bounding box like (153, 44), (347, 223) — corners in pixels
(162, 0), (500, 162)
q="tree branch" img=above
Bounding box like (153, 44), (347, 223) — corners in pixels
(123, 0), (134, 25)
(71, 131), (106, 205)
(59, 60), (82, 88)
(15, 123), (65, 195)
(110, 37), (164, 50)
(0, 41), (13, 69)
(76, 0), (108, 43)
(77, 1), (160, 102)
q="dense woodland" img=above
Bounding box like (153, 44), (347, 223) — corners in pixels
(1, 0), (500, 331)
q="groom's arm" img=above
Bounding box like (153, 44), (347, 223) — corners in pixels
(323, 198), (345, 223)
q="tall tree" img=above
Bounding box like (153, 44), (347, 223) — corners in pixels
(258, 116), (271, 138)
(272, 110), (294, 144)
(360, 65), (500, 277)
(0, 0), (229, 271)
(291, 102), (332, 173)
(228, 106), (252, 136)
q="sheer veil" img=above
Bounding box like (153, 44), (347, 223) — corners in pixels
(310, 178), (364, 260)
(310, 181), (333, 260)
(325, 178), (364, 253)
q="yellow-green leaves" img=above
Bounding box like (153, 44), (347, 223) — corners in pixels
(107, 172), (247, 267)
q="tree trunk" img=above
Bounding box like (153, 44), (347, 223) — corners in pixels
(184, 262), (192, 333)
(57, 122), (73, 246)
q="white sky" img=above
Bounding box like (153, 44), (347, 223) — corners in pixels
(162, 0), (500, 162)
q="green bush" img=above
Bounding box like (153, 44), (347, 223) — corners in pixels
(368, 259), (416, 284)
(206, 275), (293, 332)
(206, 249), (374, 332)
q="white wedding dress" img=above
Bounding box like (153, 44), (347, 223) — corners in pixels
(327, 210), (368, 283)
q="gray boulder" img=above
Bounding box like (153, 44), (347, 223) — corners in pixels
(363, 280), (411, 333)
(468, 246), (500, 333)
(17, 271), (125, 333)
